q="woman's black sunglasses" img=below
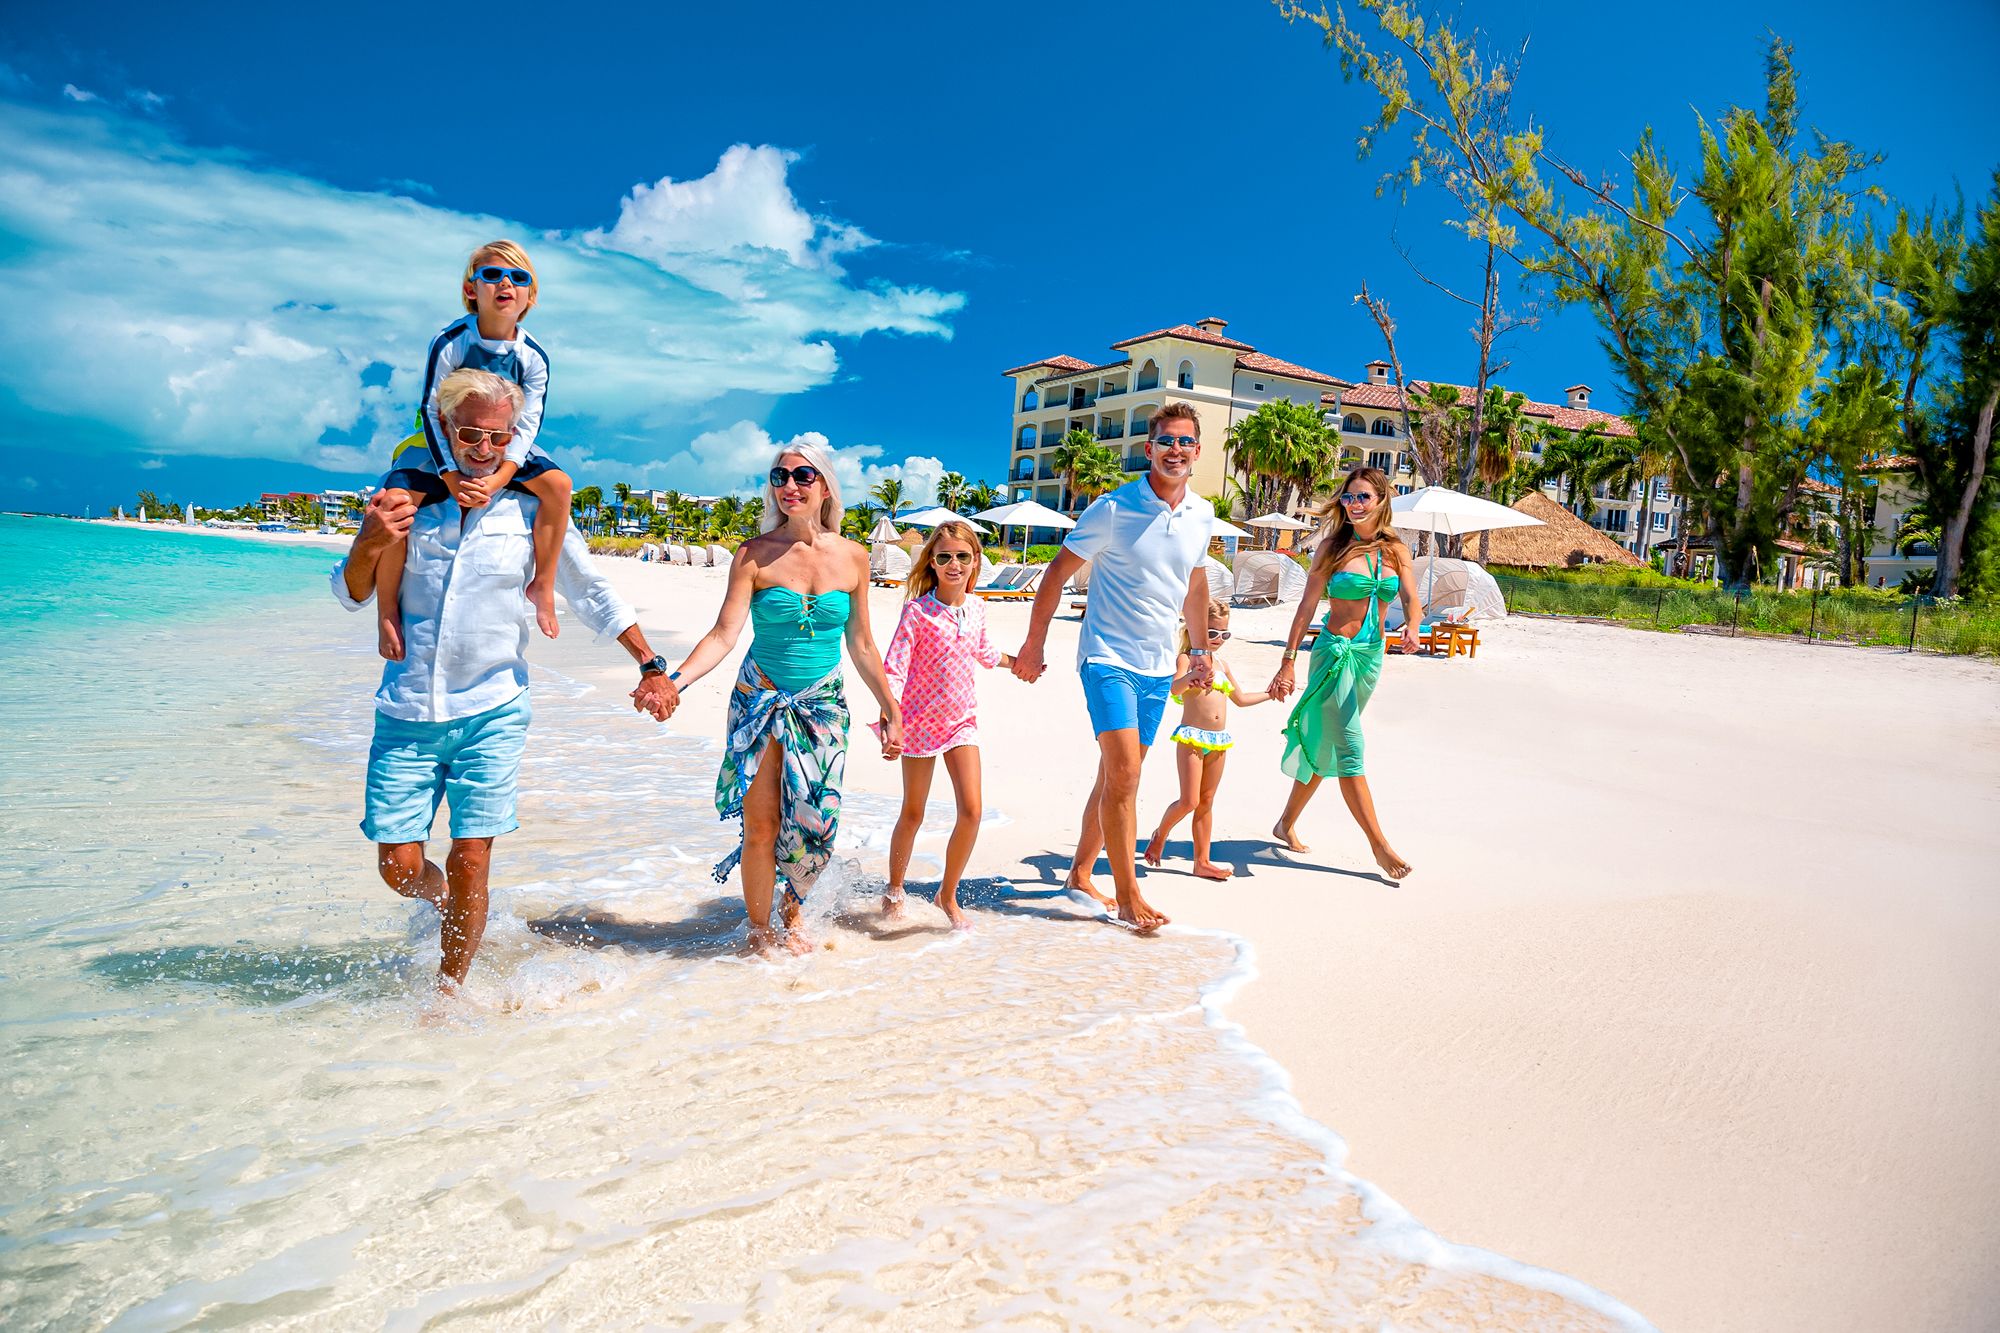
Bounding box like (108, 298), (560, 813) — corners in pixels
(769, 465), (822, 487)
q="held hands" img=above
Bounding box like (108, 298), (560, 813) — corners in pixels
(630, 674), (680, 721)
(1184, 653), (1215, 691)
(1267, 660), (1297, 701)
(1398, 626), (1419, 655)
(878, 715), (903, 760)
(1010, 641), (1047, 683)
(358, 490), (418, 547)
(443, 470), (491, 508)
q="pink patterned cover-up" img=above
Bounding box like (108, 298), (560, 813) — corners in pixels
(883, 593), (1003, 758)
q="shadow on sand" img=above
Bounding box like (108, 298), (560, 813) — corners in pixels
(85, 942), (407, 1004)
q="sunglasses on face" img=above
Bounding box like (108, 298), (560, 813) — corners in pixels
(453, 425), (515, 447)
(769, 465), (821, 488)
(475, 266), (534, 287)
(932, 551), (977, 566)
(1337, 491), (1376, 505)
(1151, 434), (1199, 450)
(1207, 628), (1231, 641)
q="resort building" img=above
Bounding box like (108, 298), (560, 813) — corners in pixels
(1858, 456), (1936, 590)
(1001, 325), (1679, 557)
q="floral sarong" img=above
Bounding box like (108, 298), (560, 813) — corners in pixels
(712, 656), (850, 903)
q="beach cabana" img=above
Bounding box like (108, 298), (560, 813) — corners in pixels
(872, 545), (912, 585)
(1231, 551), (1307, 606)
(1471, 492), (1643, 571)
(668, 544), (690, 565)
(705, 543), (732, 567)
(1387, 556), (1508, 625)
(1201, 555), (1234, 604)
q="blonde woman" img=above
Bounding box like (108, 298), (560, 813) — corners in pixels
(663, 443), (904, 956)
(880, 521), (1014, 929)
(1265, 465), (1419, 879)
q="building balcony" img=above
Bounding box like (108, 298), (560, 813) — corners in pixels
(1123, 454), (1147, 472)
(1038, 464), (1058, 480)
(1098, 424), (1124, 440)
(1099, 384), (1126, 397)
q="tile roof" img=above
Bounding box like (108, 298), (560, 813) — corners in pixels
(1109, 323), (1258, 353)
(1858, 454), (1918, 474)
(1322, 378), (1637, 437)
(1002, 354), (1095, 378)
(1798, 477), (1841, 495)
(1033, 359), (1129, 387)
(1235, 351), (1344, 387)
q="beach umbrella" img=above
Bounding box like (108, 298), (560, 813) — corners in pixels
(867, 515), (901, 543)
(1244, 510), (1310, 551)
(1390, 486), (1543, 603)
(897, 506), (991, 533)
(1210, 517), (1252, 540)
(971, 499), (1075, 561)
(184, 503), (195, 525)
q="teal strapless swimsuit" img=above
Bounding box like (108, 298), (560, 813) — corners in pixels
(749, 587), (851, 692)
(1281, 551), (1397, 781)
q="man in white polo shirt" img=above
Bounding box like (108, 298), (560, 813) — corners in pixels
(1013, 401), (1215, 930)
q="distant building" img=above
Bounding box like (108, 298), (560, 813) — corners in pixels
(1858, 455), (1934, 590)
(259, 492), (317, 521)
(1001, 323), (1678, 555)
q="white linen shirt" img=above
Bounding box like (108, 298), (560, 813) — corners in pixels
(331, 492), (636, 723)
(1062, 476), (1215, 676)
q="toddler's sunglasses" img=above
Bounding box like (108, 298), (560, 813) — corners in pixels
(932, 551), (977, 565)
(453, 425), (515, 446)
(475, 266), (535, 287)
(1207, 628), (1232, 641)
(769, 465), (821, 488)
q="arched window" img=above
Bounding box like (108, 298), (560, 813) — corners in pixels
(1132, 405), (1158, 440)
(1017, 425), (1036, 450)
(1370, 417), (1396, 437)
(1177, 360), (1195, 390)
(1342, 414), (1366, 433)
(1022, 388), (1039, 412)
(1136, 359), (1159, 391)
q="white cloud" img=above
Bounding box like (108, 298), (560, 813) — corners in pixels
(0, 102), (965, 485)
(631, 420), (943, 510)
(130, 89), (165, 113)
(138, 458), (165, 470)
(61, 83), (98, 103)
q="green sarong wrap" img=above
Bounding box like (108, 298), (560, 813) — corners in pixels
(1279, 603), (1385, 782)
(713, 656), (850, 905)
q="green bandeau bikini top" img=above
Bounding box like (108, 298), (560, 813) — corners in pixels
(749, 586), (851, 692)
(1326, 551), (1398, 604)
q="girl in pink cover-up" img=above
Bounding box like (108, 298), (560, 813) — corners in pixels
(881, 521), (1014, 929)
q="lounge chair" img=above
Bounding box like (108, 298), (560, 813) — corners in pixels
(975, 566), (1044, 602)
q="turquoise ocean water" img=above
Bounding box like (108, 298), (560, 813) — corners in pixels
(0, 516), (1647, 1330)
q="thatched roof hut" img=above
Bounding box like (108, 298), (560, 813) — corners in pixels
(1479, 491), (1645, 570)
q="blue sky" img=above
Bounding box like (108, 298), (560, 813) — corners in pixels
(3, 0), (1996, 516)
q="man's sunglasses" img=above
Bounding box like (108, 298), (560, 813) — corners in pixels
(475, 266), (535, 287)
(1151, 434), (1199, 450)
(769, 465), (822, 488)
(453, 425), (515, 447)
(932, 551), (977, 565)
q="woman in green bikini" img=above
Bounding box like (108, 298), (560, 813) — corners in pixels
(1266, 465), (1419, 880)
(665, 443), (904, 956)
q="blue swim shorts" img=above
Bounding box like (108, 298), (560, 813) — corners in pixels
(361, 691), (533, 843)
(1080, 661), (1173, 747)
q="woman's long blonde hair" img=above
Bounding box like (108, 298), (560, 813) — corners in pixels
(906, 520), (984, 601)
(1314, 464), (1406, 575)
(760, 439), (845, 533)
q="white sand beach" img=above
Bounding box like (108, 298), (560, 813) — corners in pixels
(577, 554), (2000, 1332)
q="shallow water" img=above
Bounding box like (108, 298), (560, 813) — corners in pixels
(0, 517), (1648, 1329)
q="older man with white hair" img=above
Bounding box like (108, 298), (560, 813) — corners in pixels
(334, 368), (679, 989)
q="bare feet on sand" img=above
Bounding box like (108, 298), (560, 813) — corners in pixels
(378, 616), (405, 661)
(1192, 861), (1234, 881)
(881, 886), (906, 920)
(1372, 843), (1413, 880)
(1115, 890), (1169, 932)
(1271, 820), (1310, 853)
(779, 901), (815, 955)
(1064, 872), (1116, 911)
(937, 887), (971, 931)
(528, 575), (559, 639)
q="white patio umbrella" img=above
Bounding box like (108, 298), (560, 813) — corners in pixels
(867, 515), (901, 543)
(970, 499), (1075, 561)
(1390, 485), (1543, 603)
(1210, 517), (1252, 540)
(1244, 511), (1312, 530)
(896, 506), (991, 533)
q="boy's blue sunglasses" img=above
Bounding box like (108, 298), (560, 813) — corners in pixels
(475, 266), (534, 287)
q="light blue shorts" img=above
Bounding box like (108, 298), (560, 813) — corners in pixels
(1080, 661), (1173, 747)
(361, 692), (532, 844)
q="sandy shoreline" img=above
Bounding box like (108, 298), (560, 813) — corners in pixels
(572, 553), (2000, 1332)
(128, 520), (2000, 1328)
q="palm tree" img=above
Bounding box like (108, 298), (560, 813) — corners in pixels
(1226, 398), (1338, 518)
(870, 477), (905, 520)
(966, 480), (1002, 513)
(573, 485), (603, 534)
(740, 495), (764, 536)
(1068, 444), (1124, 508)
(657, 489), (684, 541)
(1049, 429), (1099, 510)
(1530, 424), (1617, 518)
(935, 471), (969, 514)
(1471, 389), (1529, 563)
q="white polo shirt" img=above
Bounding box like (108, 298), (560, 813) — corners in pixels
(1063, 476), (1215, 676)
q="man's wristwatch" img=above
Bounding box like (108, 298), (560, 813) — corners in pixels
(640, 655), (672, 677)
(1188, 648), (1212, 658)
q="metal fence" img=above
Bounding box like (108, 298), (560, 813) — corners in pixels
(1488, 572), (1971, 653)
